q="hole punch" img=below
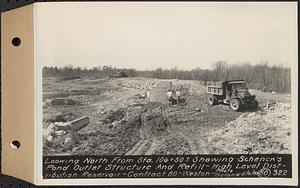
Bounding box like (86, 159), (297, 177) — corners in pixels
(10, 140), (21, 149)
(12, 37), (21, 46)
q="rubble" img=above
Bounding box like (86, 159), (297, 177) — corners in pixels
(206, 103), (291, 154)
(43, 116), (90, 148)
(100, 109), (126, 124)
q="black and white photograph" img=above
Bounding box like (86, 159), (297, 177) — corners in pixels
(35, 2), (297, 184)
(41, 2), (295, 156)
(2, 1), (297, 186)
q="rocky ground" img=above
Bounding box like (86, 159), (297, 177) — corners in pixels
(206, 102), (291, 154)
(42, 77), (292, 156)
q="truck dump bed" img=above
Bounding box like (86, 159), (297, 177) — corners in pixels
(207, 82), (223, 95)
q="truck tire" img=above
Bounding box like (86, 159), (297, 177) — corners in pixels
(229, 99), (240, 111)
(208, 95), (218, 106)
(250, 100), (258, 109)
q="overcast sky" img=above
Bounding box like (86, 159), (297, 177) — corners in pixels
(36, 2), (297, 70)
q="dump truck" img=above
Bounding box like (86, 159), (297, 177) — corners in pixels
(207, 80), (258, 111)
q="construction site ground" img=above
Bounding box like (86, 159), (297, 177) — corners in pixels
(43, 77), (292, 156)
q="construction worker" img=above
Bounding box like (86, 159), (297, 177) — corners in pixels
(167, 89), (173, 106)
(175, 90), (181, 105)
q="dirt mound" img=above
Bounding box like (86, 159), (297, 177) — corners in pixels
(207, 103), (291, 154)
(45, 98), (79, 106)
(249, 89), (291, 106)
(140, 102), (168, 139)
(45, 112), (142, 156)
(100, 109), (126, 124)
(46, 106), (144, 156)
(71, 112), (142, 156)
(72, 122), (141, 155)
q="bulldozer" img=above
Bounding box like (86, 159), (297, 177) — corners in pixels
(207, 80), (258, 111)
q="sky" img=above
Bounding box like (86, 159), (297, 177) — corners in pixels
(36, 2), (297, 70)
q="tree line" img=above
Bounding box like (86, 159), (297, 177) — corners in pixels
(43, 61), (291, 93)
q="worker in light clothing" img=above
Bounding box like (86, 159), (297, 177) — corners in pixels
(175, 90), (181, 105)
(167, 89), (173, 106)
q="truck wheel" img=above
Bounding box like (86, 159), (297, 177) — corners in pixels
(208, 95), (217, 106)
(230, 99), (240, 111)
(251, 100), (258, 109)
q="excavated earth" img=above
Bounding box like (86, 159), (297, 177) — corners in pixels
(43, 77), (292, 155)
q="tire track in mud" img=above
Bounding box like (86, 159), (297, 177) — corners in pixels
(125, 139), (150, 155)
(125, 138), (165, 155)
(125, 128), (210, 155)
(145, 138), (165, 155)
(125, 128), (154, 155)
